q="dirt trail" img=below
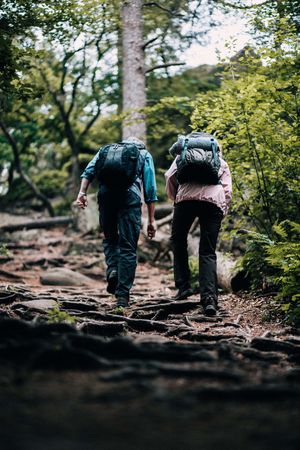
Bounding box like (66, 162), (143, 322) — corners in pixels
(0, 226), (299, 450)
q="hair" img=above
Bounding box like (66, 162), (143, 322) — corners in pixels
(124, 136), (145, 147)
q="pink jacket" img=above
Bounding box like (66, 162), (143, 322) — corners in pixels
(165, 156), (232, 215)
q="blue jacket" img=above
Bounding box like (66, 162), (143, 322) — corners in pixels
(81, 142), (158, 205)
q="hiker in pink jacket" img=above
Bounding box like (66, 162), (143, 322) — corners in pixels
(165, 132), (232, 316)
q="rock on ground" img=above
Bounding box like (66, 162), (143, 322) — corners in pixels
(40, 268), (94, 286)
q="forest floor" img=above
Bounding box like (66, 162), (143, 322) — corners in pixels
(0, 222), (299, 450)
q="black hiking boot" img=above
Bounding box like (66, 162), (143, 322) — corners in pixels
(202, 296), (218, 317)
(107, 270), (118, 294)
(173, 288), (193, 301)
(116, 296), (129, 308)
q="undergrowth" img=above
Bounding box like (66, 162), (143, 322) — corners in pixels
(47, 306), (76, 324)
(242, 221), (300, 323)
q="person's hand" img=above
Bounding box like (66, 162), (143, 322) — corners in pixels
(147, 221), (156, 239)
(76, 192), (88, 209)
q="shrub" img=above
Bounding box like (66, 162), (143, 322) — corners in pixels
(32, 169), (68, 198)
(241, 221), (300, 322)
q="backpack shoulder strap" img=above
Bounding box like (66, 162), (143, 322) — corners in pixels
(211, 139), (218, 165)
(181, 137), (189, 160)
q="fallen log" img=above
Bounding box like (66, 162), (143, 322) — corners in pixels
(0, 216), (73, 232)
(188, 234), (250, 292)
(216, 251), (251, 292)
(156, 212), (173, 228)
(143, 223), (250, 291)
(154, 203), (173, 220)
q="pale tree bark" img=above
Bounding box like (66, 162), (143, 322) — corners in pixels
(121, 0), (147, 141)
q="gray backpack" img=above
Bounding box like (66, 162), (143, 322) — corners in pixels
(170, 132), (221, 185)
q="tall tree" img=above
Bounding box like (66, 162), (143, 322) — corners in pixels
(121, 0), (146, 140)
(120, 0), (226, 140)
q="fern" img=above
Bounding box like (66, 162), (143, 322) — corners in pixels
(242, 221), (300, 321)
(241, 231), (276, 290)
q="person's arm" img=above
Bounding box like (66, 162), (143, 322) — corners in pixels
(146, 202), (156, 239)
(75, 150), (100, 209)
(165, 158), (178, 201)
(76, 178), (90, 209)
(142, 152), (158, 239)
(220, 160), (232, 214)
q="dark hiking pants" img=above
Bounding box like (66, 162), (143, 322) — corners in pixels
(171, 200), (223, 302)
(99, 195), (141, 299)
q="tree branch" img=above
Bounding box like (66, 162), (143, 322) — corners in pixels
(142, 34), (161, 50)
(145, 62), (185, 74)
(143, 2), (173, 14)
(0, 119), (54, 216)
(79, 105), (101, 139)
(40, 69), (79, 156)
(66, 47), (87, 118)
(216, 0), (271, 11)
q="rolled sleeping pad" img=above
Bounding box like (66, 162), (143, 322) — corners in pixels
(169, 134), (218, 156)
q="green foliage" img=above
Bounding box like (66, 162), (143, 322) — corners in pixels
(52, 197), (74, 216)
(0, 0), (87, 103)
(147, 65), (222, 102)
(2, 178), (32, 203)
(266, 221), (300, 320)
(146, 96), (192, 167)
(0, 244), (9, 256)
(242, 232), (275, 290)
(241, 221), (300, 322)
(191, 25), (300, 237)
(47, 306), (76, 324)
(190, 15), (300, 321)
(0, 0), (230, 206)
(110, 306), (125, 316)
(250, 0), (300, 40)
(32, 169), (68, 198)
(189, 256), (199, 291)
(156, 171), (168, 203)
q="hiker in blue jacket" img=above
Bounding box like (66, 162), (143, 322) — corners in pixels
(76, 137), (157, 308)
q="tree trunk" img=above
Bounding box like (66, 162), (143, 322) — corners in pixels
(121, 0), (147, 141)
(117, 26), (123, 116)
